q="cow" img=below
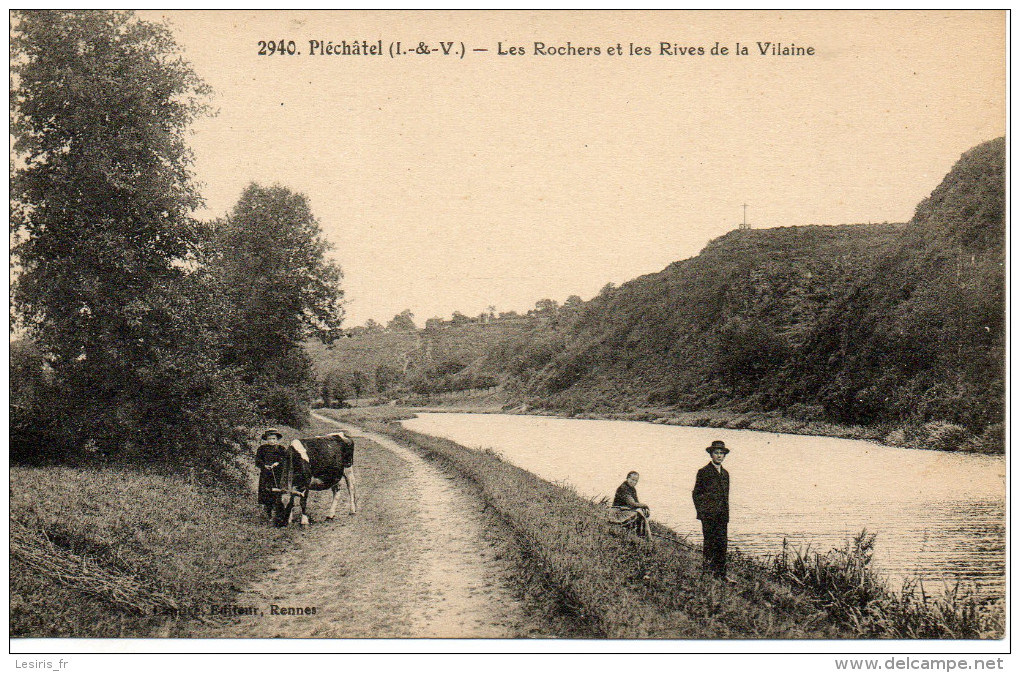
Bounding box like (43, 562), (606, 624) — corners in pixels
(259, 431), (357, 527)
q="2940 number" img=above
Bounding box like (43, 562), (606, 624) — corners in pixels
(258, 40), (298, 56)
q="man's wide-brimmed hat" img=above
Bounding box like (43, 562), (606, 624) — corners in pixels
(705, 440), (730, 454)
(261, 427), (283, 440)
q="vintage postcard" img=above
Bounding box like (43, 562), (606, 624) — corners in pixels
(9, 9), (1007, 668)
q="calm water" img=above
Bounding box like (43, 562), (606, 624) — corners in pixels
(402, 413), (1006, 598)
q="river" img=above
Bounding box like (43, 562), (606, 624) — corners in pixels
(401, 413), (1005, 599)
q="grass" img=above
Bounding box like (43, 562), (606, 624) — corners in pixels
(770, 532), (1004, 639)
(325, 406), (1004, 640)
(9, 463), (288, 637)
(9, 421), (330, 638)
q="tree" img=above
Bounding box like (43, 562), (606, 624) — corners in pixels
(321, 369), (352, 406)
(563, 295), (584, 309)
(561, 294), (585, 322)
(350, 370), (371, 399)
(375, 363), (402, 391)
(387, 309), (417, 332)
(364, 318), (383, 332)
(210, 183), (344, 426)
(534, 298), (559, 314)
(10, 11), (253, 462)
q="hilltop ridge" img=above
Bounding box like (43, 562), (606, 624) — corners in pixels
(311, 138), (1005, 452)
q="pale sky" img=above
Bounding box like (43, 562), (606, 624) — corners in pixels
(144, 11), (1005, 326)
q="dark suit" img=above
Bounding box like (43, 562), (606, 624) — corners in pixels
(692, 462), (730, 578)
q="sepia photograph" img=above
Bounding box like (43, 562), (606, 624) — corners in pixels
(9, 9), (1007, 663)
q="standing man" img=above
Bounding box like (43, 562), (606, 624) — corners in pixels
(692, 440), (731, 581)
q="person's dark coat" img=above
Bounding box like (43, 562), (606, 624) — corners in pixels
(692, 462), (729, 522)
(256, 442), (287, 506)
(613, 481), (641, 509)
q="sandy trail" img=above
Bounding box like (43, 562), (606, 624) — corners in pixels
(200, 413), (535, 638)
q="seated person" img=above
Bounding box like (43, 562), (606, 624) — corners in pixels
(608, 470), (650, 537)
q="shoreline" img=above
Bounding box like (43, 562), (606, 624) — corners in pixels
(324, 406), (1005, 639)
(381, 392), (1003, 455)
(9, 408), (1004, 640)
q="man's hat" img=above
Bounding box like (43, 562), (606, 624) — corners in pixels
(706, 440), (730, 454)
(261, 428), (283, 440)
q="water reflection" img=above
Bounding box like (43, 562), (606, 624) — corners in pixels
(402, 413), (1005, 598)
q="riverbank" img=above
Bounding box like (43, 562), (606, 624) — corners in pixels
(11, 407), (1003, 639)
(193, 414), (585, 638)
(395, 390), (1003, 454)
(10, 463), (289, 637)
(326, 405), (1005, 639)
(10, 416), (585, 639)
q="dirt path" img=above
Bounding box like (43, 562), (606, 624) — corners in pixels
(198, 413), (542, 638)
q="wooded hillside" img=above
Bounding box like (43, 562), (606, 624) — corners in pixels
(311, 138), (1005, 451)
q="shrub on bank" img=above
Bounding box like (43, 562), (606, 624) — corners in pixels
(770, 530), (1002, 638)
(920, 421), (972, 452)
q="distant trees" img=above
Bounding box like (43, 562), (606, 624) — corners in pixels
(387, 309), (417, 332)
(375, 363), (403, 391)
(207, 183), (344, 426)
(563, 295), (584, 310)
(10, 10), (255, 463)
(534, 298), (559, 314)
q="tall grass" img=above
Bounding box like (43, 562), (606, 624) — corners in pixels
(770, 531), (1003, 638)
(10, 464), (287, 637)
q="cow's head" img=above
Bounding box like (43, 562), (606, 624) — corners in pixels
(327, 432), (355, 467)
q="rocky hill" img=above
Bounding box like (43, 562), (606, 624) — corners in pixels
(311, 138), (1005, 450)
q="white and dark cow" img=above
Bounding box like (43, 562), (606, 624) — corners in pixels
(259, 432), (357, 527)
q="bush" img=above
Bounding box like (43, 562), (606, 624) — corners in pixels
(921, 421), (973, 452)
(770, 530), (1001, 638)
(969, 423), (1005, 454)
(257, 384), (310, 429)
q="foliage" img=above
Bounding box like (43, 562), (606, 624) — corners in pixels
(207, 183), (344, 424)
(10, 340), (60, 463)
(770, 530), (1001, 638)
(387, 309), (417, 332)
(789, 138), (1005, 434)
(10, 10), (256, 463)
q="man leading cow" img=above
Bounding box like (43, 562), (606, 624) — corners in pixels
(256, 429), (358, 527)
